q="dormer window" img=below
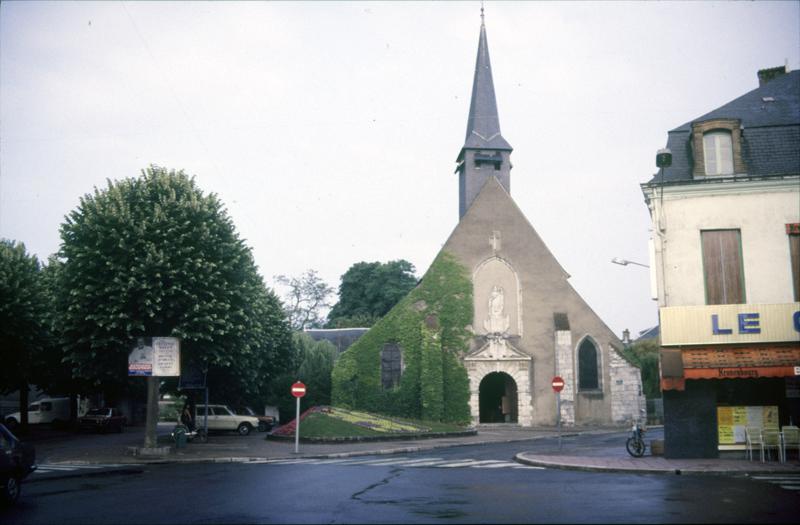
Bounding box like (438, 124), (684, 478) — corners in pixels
(703, 130), (734, 176)
(691, 119), (744, 178)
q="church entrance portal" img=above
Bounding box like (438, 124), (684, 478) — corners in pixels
(479, 372), (518, 423)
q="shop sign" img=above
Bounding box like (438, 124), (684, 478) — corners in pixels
(661, 303), (800, 346)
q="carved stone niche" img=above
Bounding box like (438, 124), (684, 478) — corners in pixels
(473, 257), (521, 337)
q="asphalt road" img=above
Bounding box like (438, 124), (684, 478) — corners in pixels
(3, 436), (799, 524)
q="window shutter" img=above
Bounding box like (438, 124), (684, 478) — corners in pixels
(702, 230), (744, 304)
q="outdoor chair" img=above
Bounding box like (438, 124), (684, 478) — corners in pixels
(745, 427), (764, 462)
(781, 426), (799, 463)
(762, 429), (782, 462)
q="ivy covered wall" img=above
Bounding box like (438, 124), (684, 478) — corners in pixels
(331, 251), (472, 424)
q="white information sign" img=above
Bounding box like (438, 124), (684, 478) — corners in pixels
(153, 337), (181, 376)
(128, 337), (180, 377)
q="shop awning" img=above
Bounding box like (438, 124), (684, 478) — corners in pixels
(660, 345), (800, 391)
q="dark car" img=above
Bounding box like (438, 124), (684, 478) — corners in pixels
(0, 423), (36, 505)
(79, 408), (126, 433)
(234, 407), (275, 432)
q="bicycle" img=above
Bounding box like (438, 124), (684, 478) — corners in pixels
(625, 421), (647, 457)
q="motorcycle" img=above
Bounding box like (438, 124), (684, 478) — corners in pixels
(171, 424), (208, 445)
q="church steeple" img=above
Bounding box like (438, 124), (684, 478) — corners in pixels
(456, 10), (513, 219)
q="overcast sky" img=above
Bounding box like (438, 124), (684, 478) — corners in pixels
(2, 1), (799, 338)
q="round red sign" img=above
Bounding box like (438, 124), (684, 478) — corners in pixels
(291, 381), (306, 398)
(551, 376), (565, 393)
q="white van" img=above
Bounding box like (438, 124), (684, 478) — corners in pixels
(4, 398), (72, 428)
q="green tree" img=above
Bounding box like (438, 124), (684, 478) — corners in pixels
(295, 332), (337, 407)
(622, 338), (661, 399)
(0, 240), (49, 429)
(274, 270), (334, 331)
(56, 166), (293, 405)
(327, 260), (417, 328)
(268, 333), (337, 422)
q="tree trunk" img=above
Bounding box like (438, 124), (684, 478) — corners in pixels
(19, 381), (29, 433)
(143, 376), (159, 448)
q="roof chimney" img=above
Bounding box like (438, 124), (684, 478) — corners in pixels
(757, 66), (787, 87)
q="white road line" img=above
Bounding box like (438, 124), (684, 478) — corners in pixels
(261, 459), (316, 465)
(778, 485), (800, 490)
(341, 457), (414, 466)
(391, 460), (449, 467)
(438, 460), (506, 468)
(307, 459), (359, 465)
(387, 458), (449, 466)
(751, 476), (800, 480)
(473, 460), (518, 468)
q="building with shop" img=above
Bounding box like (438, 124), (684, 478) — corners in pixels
(641, 66), (800, 458)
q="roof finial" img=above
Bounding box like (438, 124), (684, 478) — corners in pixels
(480, 1), (485, 24)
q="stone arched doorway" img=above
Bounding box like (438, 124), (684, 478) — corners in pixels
(479, 372), (518, 423)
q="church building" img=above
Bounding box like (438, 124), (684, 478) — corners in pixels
(443, 13), (644, 426)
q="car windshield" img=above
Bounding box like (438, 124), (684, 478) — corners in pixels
(237, 407), (255, 416)
(86, 409), (109, 416)
(28, 403), (40, 412)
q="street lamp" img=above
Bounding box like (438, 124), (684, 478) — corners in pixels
(611, 257), (649, 268)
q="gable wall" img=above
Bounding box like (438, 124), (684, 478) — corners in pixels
(442, 177), (641, 425)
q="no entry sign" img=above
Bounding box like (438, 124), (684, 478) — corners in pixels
(551, 376), (565, 393)
(291, 381), (306, 398)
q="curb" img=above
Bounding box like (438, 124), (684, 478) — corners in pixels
(267, 430), (479, 444)
(513, 453), (800, 476)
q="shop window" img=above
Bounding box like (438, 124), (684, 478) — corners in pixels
(788, 224), (800, 301)
(381, 343), (403, 390)
(578, 338), (600, 391)
(702, 229), (745, 305)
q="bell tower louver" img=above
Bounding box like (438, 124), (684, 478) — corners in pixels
(456, 11), (513, 219)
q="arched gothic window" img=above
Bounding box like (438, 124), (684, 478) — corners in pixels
(578, 339), (599, 391)
(381, 343), (403, 390)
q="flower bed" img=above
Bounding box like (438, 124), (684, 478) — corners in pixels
(271, 406), (429, 437)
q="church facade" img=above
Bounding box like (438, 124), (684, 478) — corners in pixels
(443, 15), (644, 426)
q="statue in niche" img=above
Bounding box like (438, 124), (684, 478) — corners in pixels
(483, 285), (510, 334)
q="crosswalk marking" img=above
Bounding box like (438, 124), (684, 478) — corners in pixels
(751, 474), (800, 491)
(258, 456), (543, 470)
(33, 463), (124, 475)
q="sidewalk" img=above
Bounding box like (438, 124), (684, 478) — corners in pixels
(28, 424), (800, 478)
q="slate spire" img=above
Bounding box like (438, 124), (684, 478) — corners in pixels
(463, 12), (511, 151)
(456, 10), (513, 219)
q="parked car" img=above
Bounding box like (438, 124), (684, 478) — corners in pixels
(0, 423), (36, 505)
(192, 404), (260, 436)
(78, 408), (126, 433)
(234, 406), (275, 432)
(4, 397), (71, 429)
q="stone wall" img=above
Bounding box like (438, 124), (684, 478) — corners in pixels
(555, 330), (575, 426)
(609, 347), (646, 424)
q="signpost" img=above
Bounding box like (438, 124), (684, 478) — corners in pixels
(552, 376), (565, 450)
(291, 381), (306, 453)
(128, 337), (181, 450)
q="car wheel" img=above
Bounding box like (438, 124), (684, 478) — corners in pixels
(237, 423), (252, 436)
(116, 422), (124, 433)
(257, 421), (267, 432)
(2, 475), (21, 505)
